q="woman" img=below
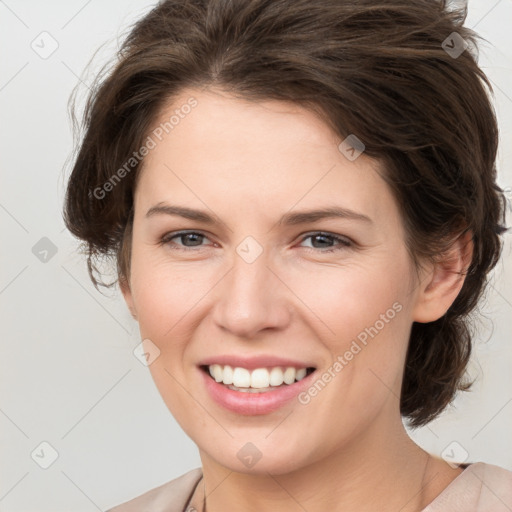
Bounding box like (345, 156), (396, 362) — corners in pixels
(63, 0), (512, 510)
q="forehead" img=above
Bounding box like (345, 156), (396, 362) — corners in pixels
(134, 87), (397, 229)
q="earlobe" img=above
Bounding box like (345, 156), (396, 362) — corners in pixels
(412, 230), (473, 323)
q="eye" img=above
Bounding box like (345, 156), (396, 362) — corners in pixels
(298, 232), (353, 253)
(160, 230), (353, 253)
(160, 230), (212, 250)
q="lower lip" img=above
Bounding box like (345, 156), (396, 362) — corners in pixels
(200, 368), (315, 415)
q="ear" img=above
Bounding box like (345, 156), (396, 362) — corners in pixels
(120, 276), (138, 321)
(412, 230), (473, 323)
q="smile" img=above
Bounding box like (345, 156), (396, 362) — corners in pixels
(205, 364), (313, 392)
(199, 361), (317, 414)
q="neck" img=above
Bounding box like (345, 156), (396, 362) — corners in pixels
(197, 413), (462, 512)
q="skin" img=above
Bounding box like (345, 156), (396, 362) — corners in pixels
(121, 87), (473, 511)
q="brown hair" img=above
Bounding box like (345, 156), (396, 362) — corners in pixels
(63, 0), (508, 427)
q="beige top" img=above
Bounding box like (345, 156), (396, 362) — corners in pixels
(106, 462), (512, 512)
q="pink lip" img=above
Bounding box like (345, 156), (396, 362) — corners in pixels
(199, 366), (316, 415)
(198, 354), (315, 370)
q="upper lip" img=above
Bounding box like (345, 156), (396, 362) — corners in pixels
(198, 355), (316, 370)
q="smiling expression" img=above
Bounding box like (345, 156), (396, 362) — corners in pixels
(121, 87), (428, 474)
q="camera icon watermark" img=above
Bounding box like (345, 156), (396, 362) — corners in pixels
(32, 237), (58, 263)
(133, 338), (161, 366)
(338, 134), (365, 161)
(31, 441), (59, 469)
(442, 32), (468, 59)
(237, 442), (262, 468)
(236, 236), (263, 264)
(441, 440), (469, 469)
(30, 31), (59, 60)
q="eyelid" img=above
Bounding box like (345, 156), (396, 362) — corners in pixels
(299, 230), (352, 243)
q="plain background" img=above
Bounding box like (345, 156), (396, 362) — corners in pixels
(0, 0), (511, 510)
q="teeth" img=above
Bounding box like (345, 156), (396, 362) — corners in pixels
(296, 368), (307, 380)
(209, 364), (223, 383)
(269, 367), (284, 386)
(233, 367), (251, 387)
(207, 364), (310, 389)
(250, 368), (269, 388)
(222, 365), (234, 385)
(283, 367), (296, 385)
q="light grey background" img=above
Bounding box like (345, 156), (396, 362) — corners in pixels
(0, 1), (511, 511)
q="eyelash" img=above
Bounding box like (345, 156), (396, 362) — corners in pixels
(159, 230), (353, 253)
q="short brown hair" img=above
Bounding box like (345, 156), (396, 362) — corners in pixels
(63, 0), (509, 427)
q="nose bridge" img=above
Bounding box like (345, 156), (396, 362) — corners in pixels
(212, 238), (290, 337)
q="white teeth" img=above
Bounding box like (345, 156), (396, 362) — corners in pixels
(232, 367), (251, 388)
(209, 364), (223, 383)
(269, 367), (284, 386)
(283, 367), (296, 385)
(222, 365), (234, 385)
(250, 368), (269, 388)
(207, 364), (311, 389)
(295, 368), (307, 381)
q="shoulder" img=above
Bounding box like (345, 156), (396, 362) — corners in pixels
(423, 462), (512, 511)
(105, 468), (203, 512)
(472, 462), (512, 508)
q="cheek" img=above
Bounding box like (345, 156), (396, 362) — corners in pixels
(129, 244), (217, 339)
(284, 255), (411, 344)
(288, 253), (413, 402)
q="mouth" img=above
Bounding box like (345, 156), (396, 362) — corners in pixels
(200, 364), (316, 393)
(197, 355), (318, 414)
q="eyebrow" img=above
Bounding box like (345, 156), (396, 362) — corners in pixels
(145, 203), (373, 226)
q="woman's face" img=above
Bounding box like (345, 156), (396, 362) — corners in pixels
(122, 87), (427, 474)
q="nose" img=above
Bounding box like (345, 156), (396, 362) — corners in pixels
(211, 245), (292, 339)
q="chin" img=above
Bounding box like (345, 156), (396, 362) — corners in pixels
(199, 435), (320, 476)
